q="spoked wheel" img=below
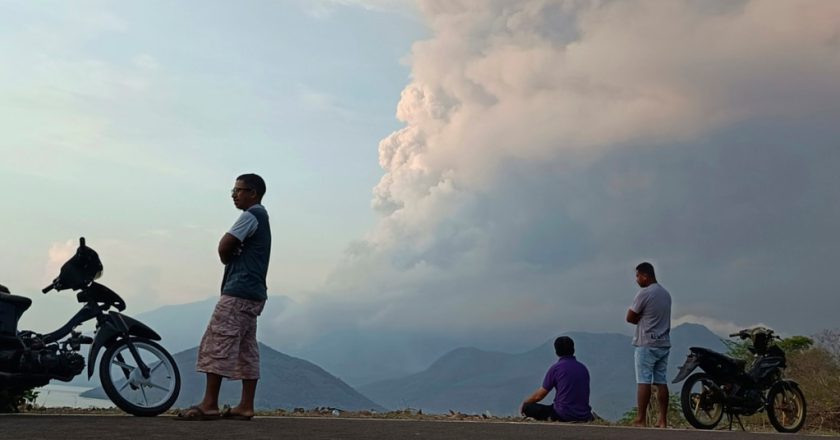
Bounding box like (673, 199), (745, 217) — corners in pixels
(99, 337), (181, 416)
(767, 381), (806, 433)
(681, 373), (724, 429)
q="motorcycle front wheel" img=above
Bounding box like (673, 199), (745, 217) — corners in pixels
(767, 380), (806, 433)
(99, 336), (181, 416)
(681, 372), (724, 429)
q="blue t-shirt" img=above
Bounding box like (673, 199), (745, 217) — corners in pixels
(541, 356), (593, 421)
(221, 204), (271, 301)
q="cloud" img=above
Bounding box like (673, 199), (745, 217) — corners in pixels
(303, 0), (416, 19)
(132, 54), (161, 72)
(297, 85), (357, 120)
(45, 240), (77, 284)
(0, 7), (179, 180)
(672, 315), (768, 338)
(38, 231), (223, 314)
(0, 4), (260, 184)
(265, 0), (840, 349)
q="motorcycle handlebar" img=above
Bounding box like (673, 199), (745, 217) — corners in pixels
(729, 331), (750, 339)
(42, 283), (54, 294)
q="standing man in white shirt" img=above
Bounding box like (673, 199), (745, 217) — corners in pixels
(625, 262), (672, 428)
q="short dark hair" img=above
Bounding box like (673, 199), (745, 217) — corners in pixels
(554, 336), (575, 357)
(237, 173), (266, 198)
(636, 262), (656, 279)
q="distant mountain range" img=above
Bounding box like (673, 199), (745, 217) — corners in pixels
(132, 295), (293, 355)
(359, 323), (726, 420)
(83, 298), (729, 419)
(132, 296), (456, 387)
(290, 329), (462, 386)
(65, 296), (292, 388)
(82, 343), (385, 411)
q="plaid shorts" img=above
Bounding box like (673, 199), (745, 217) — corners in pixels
(196, 295), (266, 380)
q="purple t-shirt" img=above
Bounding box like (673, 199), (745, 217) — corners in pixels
(541, 356), (593, 421)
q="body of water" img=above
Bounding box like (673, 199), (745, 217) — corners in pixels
(35, 384), (114, 408)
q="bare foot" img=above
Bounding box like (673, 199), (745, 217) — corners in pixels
(655, 422), (667, 428)
(631, 419), (646, 428)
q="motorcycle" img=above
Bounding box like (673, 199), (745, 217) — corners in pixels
(672, 326), (806, 432)
(0, 238), (181, 416)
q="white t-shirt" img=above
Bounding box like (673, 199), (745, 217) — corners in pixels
(630, 283), (672, 347)
(228, 207), (260, 241)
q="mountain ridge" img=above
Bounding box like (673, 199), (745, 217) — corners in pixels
(113, 298), (730, 419)
(359, 323), (726, 420)
(82, 342), (385, 412)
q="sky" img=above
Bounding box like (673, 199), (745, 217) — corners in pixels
(1, 0), (425, 329)
(3, 0), (840, 351)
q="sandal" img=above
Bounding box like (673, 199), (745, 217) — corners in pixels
(221, 407), (254, 421)
(175, 405), (221, 421)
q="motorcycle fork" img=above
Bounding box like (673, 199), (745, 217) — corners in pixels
(112, 336), (151, 385)
(110, 340), (150, 390)
(108, 312), (152, 380)
(126, 338), (151, 378)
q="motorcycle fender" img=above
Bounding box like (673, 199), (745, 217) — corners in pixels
(776, 379), (802, 392)
(86, 312), (162, 379)
(672, 353), (700, 383)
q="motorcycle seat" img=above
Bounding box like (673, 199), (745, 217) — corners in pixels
(0, 293), (32, 335)
(0, 292), (33, 311)
(690, 346), (747, 370)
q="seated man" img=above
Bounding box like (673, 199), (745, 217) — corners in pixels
(520, 336), (594, 422)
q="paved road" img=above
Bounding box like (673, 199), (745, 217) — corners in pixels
(1, 415), (837, 440)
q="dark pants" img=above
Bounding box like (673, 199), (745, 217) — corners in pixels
(522, 403), (560, 421)
(523, 403), (594, 422)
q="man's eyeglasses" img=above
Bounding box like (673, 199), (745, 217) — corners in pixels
(231, 187), (254, 196)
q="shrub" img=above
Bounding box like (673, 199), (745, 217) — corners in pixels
(791, 330), (840, 432)
(621, 331), (840, 433)
(0, 388), (39, 413)
(618, 391), (686, 427)
(722, 331), (840, 432)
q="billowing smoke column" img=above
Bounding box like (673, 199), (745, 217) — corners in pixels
(274, 0), (840, 347)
